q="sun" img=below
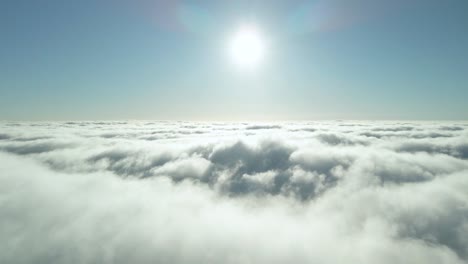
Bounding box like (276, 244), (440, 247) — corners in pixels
(228, 25), (266, 70)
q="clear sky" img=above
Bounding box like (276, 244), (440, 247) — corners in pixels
(1, 0), (467, 121)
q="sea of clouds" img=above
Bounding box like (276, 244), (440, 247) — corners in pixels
(1, 120), (468, 263)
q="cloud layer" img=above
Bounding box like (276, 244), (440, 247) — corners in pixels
(1, 121), (468, 263)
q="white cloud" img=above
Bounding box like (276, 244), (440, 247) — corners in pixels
(0, 121), (468, 263)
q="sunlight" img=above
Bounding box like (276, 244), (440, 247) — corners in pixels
(228, 24), (266, 70)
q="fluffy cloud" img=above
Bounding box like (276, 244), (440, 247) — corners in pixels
(0, 121), (468, 263)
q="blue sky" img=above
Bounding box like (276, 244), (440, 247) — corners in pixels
(1, 0), (467, 120)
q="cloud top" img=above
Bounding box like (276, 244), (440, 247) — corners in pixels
(1, 121), (467, 263)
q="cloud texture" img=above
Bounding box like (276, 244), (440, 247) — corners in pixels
(1, 121), (468, 263)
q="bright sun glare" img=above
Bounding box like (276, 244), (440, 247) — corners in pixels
(229, 25), (266, 70)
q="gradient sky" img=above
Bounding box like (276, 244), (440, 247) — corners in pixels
(1, 0), (467, 120)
